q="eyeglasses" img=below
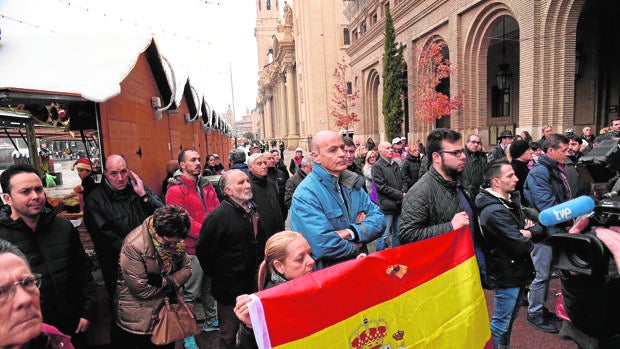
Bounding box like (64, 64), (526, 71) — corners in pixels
(77, 168), (92, 172)
(437, 149), (465, 157)
(468, 141), (482, 145)
(0, 274), (41, 305)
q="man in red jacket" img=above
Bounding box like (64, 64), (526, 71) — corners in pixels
(165, 149), (220, 348)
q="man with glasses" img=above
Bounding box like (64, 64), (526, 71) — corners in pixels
(84, 154), (163, 299)
(0, 239), (77, 348)
(400, 128), (473, 244)
(0, 164), (97, 348)
(462, 134), (487, 198)
(523, 134), (571, 333)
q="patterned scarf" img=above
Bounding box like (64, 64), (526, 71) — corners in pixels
(148, 217), (186, 276)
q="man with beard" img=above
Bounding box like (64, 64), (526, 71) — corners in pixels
(196, 170), (266, 349)
(400, 128), (473, 243)
(248, 153), (284, 239)
(84, 154), (163, 299)
(290, 130), (384, 269)
(0, 164), (97, 348)
(165, 149), (220, 344)
(565, 134), (590, 198)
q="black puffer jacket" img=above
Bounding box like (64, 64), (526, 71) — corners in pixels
(475, 189), (543, 289)
(249, 172), (285, 238)
(462, 148), (487, 197)
(196, 197), (266, 305)
(0, 205), (97, 335)
(400, 167), (469, 243)
(401, 153), (422, 192)
(372, 156), (406, 214)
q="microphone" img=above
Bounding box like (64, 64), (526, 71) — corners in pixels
(538, 196), (596, 227)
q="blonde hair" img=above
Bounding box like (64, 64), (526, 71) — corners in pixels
(257, 231), (305, 291)
(365, 150), (378, 167)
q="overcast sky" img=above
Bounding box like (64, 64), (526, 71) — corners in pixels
(0, 0), (259, 120)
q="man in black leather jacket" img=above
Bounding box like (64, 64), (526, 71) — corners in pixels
(84, 154), (163, 299)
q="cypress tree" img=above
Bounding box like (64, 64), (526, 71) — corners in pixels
(382, 5), (406, 141)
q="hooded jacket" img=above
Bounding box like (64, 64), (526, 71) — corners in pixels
(475, 189), (543, 288)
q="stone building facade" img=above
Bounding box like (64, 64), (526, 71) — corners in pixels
(345, 0), (619, 147)
(255, 0), (350, 150)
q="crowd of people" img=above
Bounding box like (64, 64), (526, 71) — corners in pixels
(0, 118), (619, 349)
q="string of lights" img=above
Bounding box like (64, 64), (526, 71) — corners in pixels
(46, 0), (213, 44)
(0, 14), (58, 34)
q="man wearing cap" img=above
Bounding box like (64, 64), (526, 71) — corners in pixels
(509, 140), (533, 206)
(289, 147), (304, 174)
(248, 142), (261, 157)
(391, 137), (403, 166)
(488, 130), (514, 162)
(72, 158), (98, 210)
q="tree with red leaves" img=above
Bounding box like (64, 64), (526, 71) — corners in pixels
(330, 57), (359, 132)
(413, 43), (463, 122)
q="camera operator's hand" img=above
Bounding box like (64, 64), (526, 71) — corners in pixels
(593, 226), (620, 272)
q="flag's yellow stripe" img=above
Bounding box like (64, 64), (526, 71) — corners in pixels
(273, 257), (490, 349)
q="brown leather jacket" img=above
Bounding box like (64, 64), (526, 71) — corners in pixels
(114, 219), (191, 334)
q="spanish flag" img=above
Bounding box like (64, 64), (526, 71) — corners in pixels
(247, 227), (491, 349)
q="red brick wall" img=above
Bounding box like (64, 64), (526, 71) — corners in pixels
(98, 54), (228, 195)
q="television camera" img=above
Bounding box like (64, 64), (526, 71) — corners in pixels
(549, 138), (620, 275)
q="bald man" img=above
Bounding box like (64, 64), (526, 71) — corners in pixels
(84, 154), (163, 298)
(290, 130), (384, 269)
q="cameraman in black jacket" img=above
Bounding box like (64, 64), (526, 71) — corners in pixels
(561, 225), (620, 348)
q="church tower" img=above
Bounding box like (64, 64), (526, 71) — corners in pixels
(255, 0), (280, 70)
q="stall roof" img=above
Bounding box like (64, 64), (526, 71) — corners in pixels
(0, 34), (153, 102)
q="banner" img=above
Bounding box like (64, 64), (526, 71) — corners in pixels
(247, 227), (491, 349)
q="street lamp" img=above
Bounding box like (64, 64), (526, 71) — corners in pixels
(496, 18), (512, 91)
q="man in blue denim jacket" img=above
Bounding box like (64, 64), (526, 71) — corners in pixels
(290, 130), (384, 269)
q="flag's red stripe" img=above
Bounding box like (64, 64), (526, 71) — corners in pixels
(256, 227), (476, 346)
